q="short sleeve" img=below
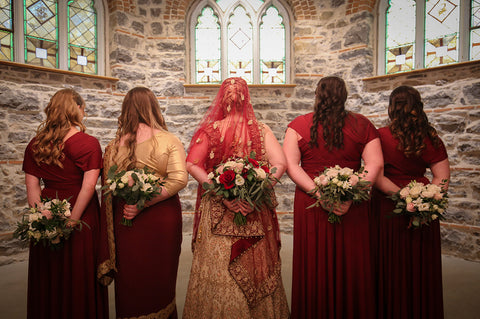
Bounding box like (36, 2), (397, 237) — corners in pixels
(287, 114), (312, 141)
(423, 137), (448, 165)
(23, 139), (40, 176)
(68, 133), (103, 171)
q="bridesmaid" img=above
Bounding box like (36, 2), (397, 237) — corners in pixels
(23, 88), (108, 318)
(98, 87), (188, 318)
(372, 85), (450, 319)
(283, 76), (383, 319)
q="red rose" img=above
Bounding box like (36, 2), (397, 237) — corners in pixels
(219, 170), (236, 189)
(261, 165), (270, 173)
(248, 157), (259, 168)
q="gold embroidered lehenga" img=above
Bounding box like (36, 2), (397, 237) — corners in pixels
(183, 77), (290, 319)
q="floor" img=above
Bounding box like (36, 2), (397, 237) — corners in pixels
(1, 234), (479, 318)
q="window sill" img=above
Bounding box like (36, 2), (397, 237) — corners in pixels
(0, 60), (119, 82)
(362, 60), (480, 92)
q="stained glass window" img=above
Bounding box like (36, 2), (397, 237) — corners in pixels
(0, 0), (13, 61)
(24, 0), (58, 68)
(425, 0), (459, 68)
(385, 0), (416, 74)
(471, 0), (480, 60)
(195, 7), (221, 84)
(191, 0), (289, 84)
(260, 7), (285, 84)
(68, 0), (97, 74)
(228, 6), (253, 83)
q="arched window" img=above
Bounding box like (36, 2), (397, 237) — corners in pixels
(0, 0), (105, 75)
(188, 0), (291, 84)
(378, 0), (479, 75)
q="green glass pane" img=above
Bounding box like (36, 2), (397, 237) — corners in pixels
(227, 6), (253, 83)
(471, 29), (480, 60)
(0, 30), (12, 61)
(385, 0), (416, 74)
(0, 0), (12, 30)
(217, 0), (264, 12)
(69, 45), (96, 74)
(260, 7), (285, 84)
(25, 36), (57, 67)
(195, 7), (221, 83)
(25, 0), (57, 41)
(69, 0), (96, 48)
(471, 0), (480, 27)
(425, 0), (459, 68)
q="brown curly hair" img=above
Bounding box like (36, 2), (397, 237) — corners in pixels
(309, 76), (348, 150)
(112, 87), (168, 171)
(32, 88), (86, 167)
(388, 86), (440, 157)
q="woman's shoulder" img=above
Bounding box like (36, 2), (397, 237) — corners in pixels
(288, 113), (313, 128)
(67, 131), (101, 148)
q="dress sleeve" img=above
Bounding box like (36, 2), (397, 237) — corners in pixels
(22, 139), (40, 177)
(163, 134), (188, 195)
(72, 134), (103, 171)
(423, 137), (448, 165)
(186, 130), (209, 169)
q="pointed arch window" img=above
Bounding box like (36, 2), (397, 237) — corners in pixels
(378, 0), (478, 75)
(1, 0), (105, 75)
(190, 0), (291, 84)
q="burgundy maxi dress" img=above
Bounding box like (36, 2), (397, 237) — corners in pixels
(289, 112), (378, 319)
(372, 127), (448, 319)
(22, 132), (108, 319)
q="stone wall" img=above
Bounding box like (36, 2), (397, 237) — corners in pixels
(0, 0), (478, 264)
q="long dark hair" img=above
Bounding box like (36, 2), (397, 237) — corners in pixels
(388, 86), (440, 157)
(309, 76), (348, 150)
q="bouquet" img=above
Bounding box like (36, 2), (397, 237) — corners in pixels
(103, 164), (164, 226)
(307, 165), (371, 224)
(14, 197), (85, 250)
(203, 152), (278, 225)
(389, 180), (448, 229)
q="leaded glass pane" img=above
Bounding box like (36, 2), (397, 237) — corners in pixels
(385, 0), (416, 74)
(471, 0), (480, 60)
(68, 0), (97, 74)
(195, 7), (221, 84)
(25, 36), (57, 67)
(69, 46), (96, 73)
(0, 0), (12, 61)
(260, 7), (285, 84)
(425, 0), (459, 68)
(0, 0), (12, 30)
(217, 0), (263, 12)
(0, 30), (12, 60)
(25, 0), (57, 41)
(25, 0), (58, 66)
(228, 6), (253, 83)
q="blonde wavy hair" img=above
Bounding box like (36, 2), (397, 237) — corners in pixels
(33, 88), (86, 167)
(112, 87), (168, 171)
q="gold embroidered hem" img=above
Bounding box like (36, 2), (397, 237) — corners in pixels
(97, 142), (117, 286)
(117, 298), (176, 319)
(183, 197), (290, 319)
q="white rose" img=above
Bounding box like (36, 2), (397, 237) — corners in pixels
(235, 175), (245, 186)
(326, 169), (338, 179)
(254, 168), (266, 179)
(64, 209), (71, 217)
(417, 203), (430, 211)
(117, 183), (125, 189)
(121, 175), (129, 184)
(399, 187), (410, 199)
(409, 185), (423, 197)
(224, 161), (236, 168)
(33, 231), (42, 240)
(28, 213), (40, 222)
(421, 189), (435, 198)
(339, 167), (354, 176)
(109, 182), (117, 191)
(207, 172), (214, 180)
(332, 178), (339, 184)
